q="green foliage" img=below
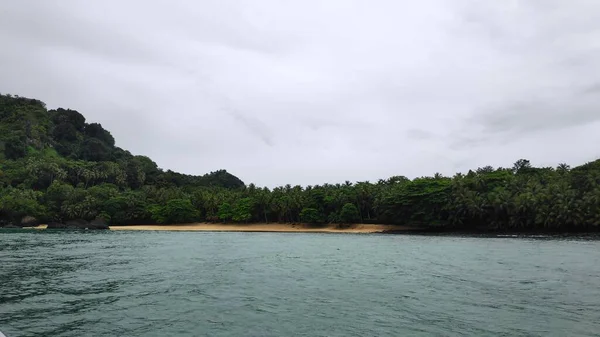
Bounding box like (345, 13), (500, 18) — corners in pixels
(160, 169), (244, 190)
(44, 181), (74, 219)
(232, 197), (254, 222)
(80, 138), (113, 162)
(0, 94), (50, 160)
(149, 199), (198, 224)
(84, 123), (115, 147)
(0, 188), (46, 222)
(300, 207), (323, 224)
(327, 212), (340, 223)
(52, 122), (79, 143)
(3, 134), (28, 159)
(50, 108), (86, 131)
(375, 177), (451, 225)
(0, 93), (244, 189)
(102, 191), (150, 225)
(218, 202), (233, 222)
(60, 188), (101, 221)
(339, 203), (360, 223)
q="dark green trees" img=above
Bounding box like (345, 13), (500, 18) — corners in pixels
(149, 199), (198, 224)
(300, 207), (322, 224)
(0, 94), (50, 160)
(0, 188), (45, 223)
(232, 198), (254, 223)
(84, 123), (115, 147)
(339, 203), (360, 223)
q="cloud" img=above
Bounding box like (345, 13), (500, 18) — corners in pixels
(228, 110), (274, 147)
(406, 129), (435, 141)
(1, 0), (600, 186)
(473, 94), (600, 135)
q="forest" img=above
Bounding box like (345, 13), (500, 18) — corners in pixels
(1, 93), (599, 231)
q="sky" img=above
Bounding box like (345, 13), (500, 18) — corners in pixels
(1, 0), (599, 187)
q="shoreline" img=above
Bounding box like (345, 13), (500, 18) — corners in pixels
(108, 223), (417, 233)
(13, 224), (600, 236)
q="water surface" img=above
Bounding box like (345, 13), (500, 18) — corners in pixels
(1, 231), (599, 336)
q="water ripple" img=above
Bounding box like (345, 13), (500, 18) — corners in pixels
(1, 231), (600, 336)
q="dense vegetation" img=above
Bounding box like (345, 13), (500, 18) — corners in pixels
(1, 94), (599, 231)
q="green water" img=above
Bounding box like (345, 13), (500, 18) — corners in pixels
(1, 231), (599, 337)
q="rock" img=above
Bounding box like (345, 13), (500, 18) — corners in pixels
(65, 219), (89, 228)
(88, 218), (109, 230)
(21, 216), (39, 227)
(47, 219), (108, 230)
(1, 219), (21, 228)
(47, 221), (68, 229)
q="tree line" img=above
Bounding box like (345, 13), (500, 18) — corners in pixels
(1, 93), (599, 231)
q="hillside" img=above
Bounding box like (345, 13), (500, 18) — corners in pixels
(0, 94), (244, 187)
(0, 93), (244, 225)
(1, 93), (600, 231)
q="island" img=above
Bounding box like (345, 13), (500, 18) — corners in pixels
(1, 93), (599, 233)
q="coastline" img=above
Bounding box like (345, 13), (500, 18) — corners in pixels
(108, 223), (416, 233)
(18, 223), (599, 236)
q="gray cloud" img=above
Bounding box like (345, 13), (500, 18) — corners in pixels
(472, 90), (600, 135)
(1, 0), (600, 186)
(406, 129), (435, 141)
(228, 110), (274, 147)
(582, 83), (600, 95)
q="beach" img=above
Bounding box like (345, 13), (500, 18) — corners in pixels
(108, 223), (413, 233)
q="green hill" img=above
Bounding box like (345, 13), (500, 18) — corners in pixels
(0, 93), (244, 188)
(0, 94), (51, 160)
(0, 93), (244, 225)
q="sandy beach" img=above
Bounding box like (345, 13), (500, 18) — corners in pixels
(108, 223), (413, 233)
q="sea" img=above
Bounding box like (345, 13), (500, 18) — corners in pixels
(1, 230), (599, 336)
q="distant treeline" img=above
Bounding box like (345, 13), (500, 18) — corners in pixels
(1, 93), (599, 231)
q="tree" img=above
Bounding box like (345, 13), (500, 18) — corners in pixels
(44, 181), (74, 219)
(3, 134), (27, 159)
(233, 197), (254, 223)
(149, 199), (198, 224)
(84, 123), (115, 147)
(218, 202), (233, 222)
(50, 108), (86, 131)
(339, 203), (360, 223)
(80, 138), (112, 162)
(52, 122), (79, 143)
(102, 191), (150, 225)
(300, 207), (323, 224)
(476, 166), (495, 174)
(60, 188), (101, 220)
(513, 159), (532, 174)
(0, 188), (46, 222)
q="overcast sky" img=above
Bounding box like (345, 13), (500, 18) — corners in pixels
(1, 1), (599, 187)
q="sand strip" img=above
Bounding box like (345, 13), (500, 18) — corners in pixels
(108, 223), (413, 233)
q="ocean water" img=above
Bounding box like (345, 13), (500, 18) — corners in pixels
(1, 231), (599, 337)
